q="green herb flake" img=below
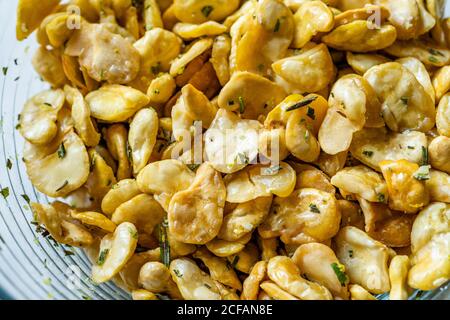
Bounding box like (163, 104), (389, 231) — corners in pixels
(400, 97), (408, 105)
(257, 64), (265, 72)
(415, 290), (424, 300)
(55, 180), (68, 192)
(187, 163), (201, 171)
(43, 102), (52, 107)
(421, 146), (428, 165)
(1, 187), (9, 199)
(201, 5), (214, 17)
(348, 250), (354, 258)
(413, 165), (431, 181)
(429, 56), (439, 64)
(173, 269), (183, 278)
(331, 262), (348, 287)
(231, 255), (240, 269)
(129, 227), (138, 240)
(64, 250), (75, 256)
(428, 48), (444, 56)
(204, 283), (212, 289)
(274, 19), (281, 32)
(6, 158), (12, 170)
(376, 193), (386, 203)
(306, 107), (315, 120)
(227, 100), (235, 106)
(407, 146), (415, 149)
(159, 218), (170, 267)
(2, 67), (7, 76)
(21, 194), (30, 203)
(15, 124), (21, 130)
(153, 89), (160, 95)
(362, 150), (374, 157)
(82, 295), (92, 300)
(151, 62), (161, 75)
(97, 249), (109, 266)
(57, 143), (66, 159)
(238, 96), (245, 113)
(286, 96), (318, 112)
(309, 203), (320, 213)
(43, 277), (52, 285)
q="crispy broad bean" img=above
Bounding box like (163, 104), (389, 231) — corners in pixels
(101, 179), (141, 215)
(218, 72), (286, 119)
(143, 0), (163, 31)
(64, 85), (100, 147)
(338, 200), (365, 230)
(218, 196), (272, 242)
(24, 130), (90, 197)
(86, 85), (150, 122)
(205, 233), (252, 258)
(71, 211), (117, 233)
(292, 1), (334, 48)
(259, 281), (299, 300)
(267, 256), (333, 300)
(224, 162), (297, 203)
(241, 261), (267, 300)
(131, 289), (159, 300)
(19, 89), (65, 145)
(349, 284), (377, 300)
(193, 248), (242, 290)
(294, 164), (335, 194)
(322, 20), (397, 53)
(258, 237), (278, 262)
(433, 66), (450, 102)
(31, 201), (94, 247)
(138, 261), (176, 293)
(105, 124), (132, 180)
(170, 258), (222, 300)
(168, 163), (226, 244)
(16, 0), (60, 40)
(350, 127), (428, 172)
(32, 47), (68, 88)
(425, 169), (450, 203)
(364, 62), (435, 133)
(128, 108), (159, 175)
(379, 160), (430, 214)
(437, 93), (450, 137)
(173, 0), (239, 24)
(147, 74), (176, 104)
(335, 226), (391, 294)
(358, 197), (415, 247)
(346, 52), (390, 75)
(396, 57), (435, 104)
(292, 243), (349, 299)
(111, 193), (165, 236)
(389, 255), (410, 300)
(273, 44), (334, 94)
(226, 243), (259, 274)
(92, 222), (138, 283)
(170, 38), (213, 77)
(331, 166), (388, 203)
(259, 188), (340, 245)
(210, 34), (231, 86)
(173, 21), (226, 40)
(429, 136), (450, 173)
(85, 148), (117, 202)
(384, 39), (450, 67)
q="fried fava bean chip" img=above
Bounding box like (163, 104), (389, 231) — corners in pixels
(168, 163), (226, 244)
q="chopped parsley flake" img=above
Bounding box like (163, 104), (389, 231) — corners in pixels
(97, 249), (109, 266)
(227, 100), (235, 106)
(6, 158), (12, 170)
(286, 96), (317, 111)
(309, 203), (320, 213)
(407, 146), (415, 149)
(400, 97), (408, 105)
(428, 48), (444, 56)
(55, 180), (68, 192)
(2, 67), (7, 76)
(129, 227), (138, 240)
(231, 255), (240, 268)
(187, 163), (201, 171)
(82, 295), (92, 300)
(413, 165), (431, 181)
(21, 194), (30, 203)
(1, 187), (10, 199)
(153, 89), (160, 95)
(201, 5), (214, 17)
(306, 107), (315, 120)
(348, 250), (354, 258)
(238, 96), (245, 113)
(57, 143), (66, 159)
(159, 218), (170, 267)
(429, 56), (439, 63)
(151, 62), (161, 75)
(204, 283), (212, 289)
(236, 152), (249, 164)
(362, 150), (374, 157)
(173, 269), (183, 278)
(331, 262), (348, 287)
(377, 193), (386, 203)
(274, 19), (281, 32)
(421, 146), (428, 166)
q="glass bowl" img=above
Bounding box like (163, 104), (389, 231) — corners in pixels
(0, 0), (448, 300)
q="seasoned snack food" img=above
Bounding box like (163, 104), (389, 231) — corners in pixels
(15, 0), (449, 300)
